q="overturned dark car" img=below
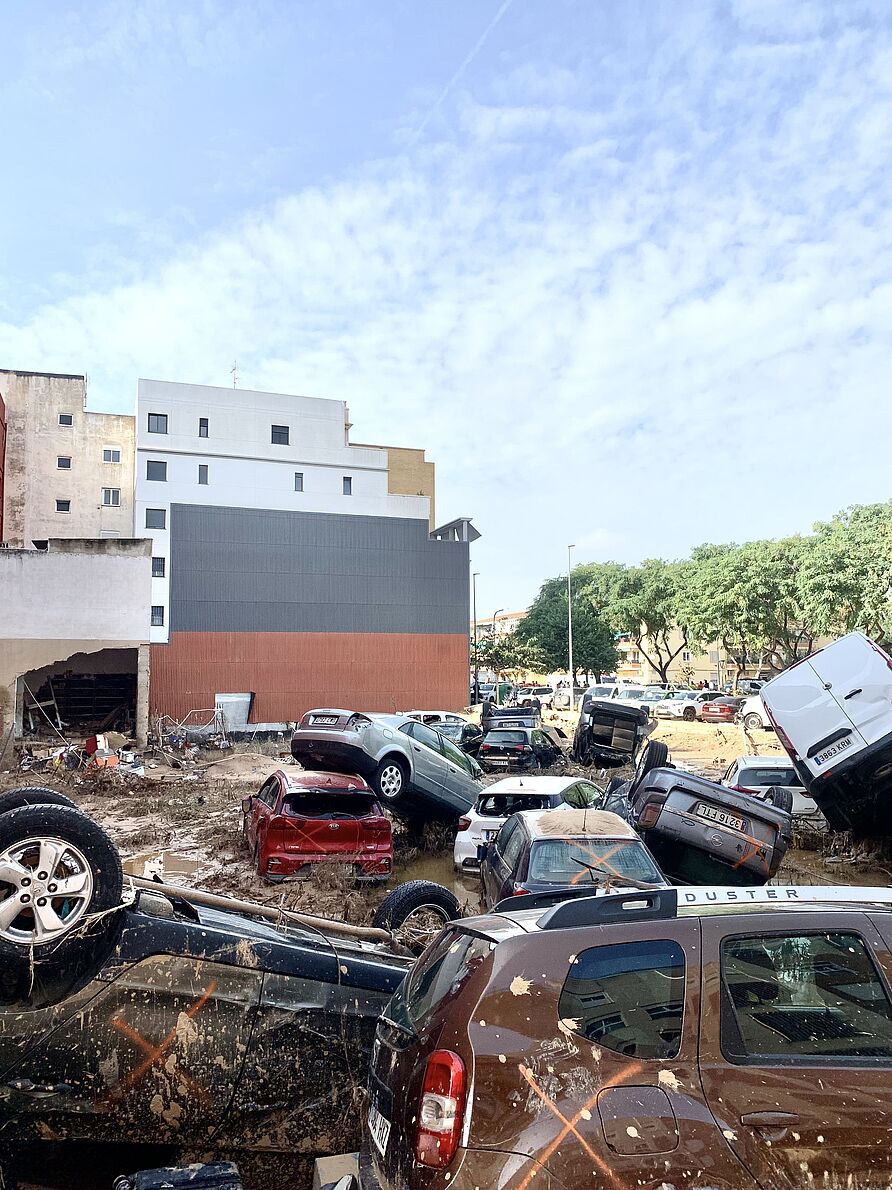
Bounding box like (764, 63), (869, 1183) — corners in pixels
(570, 693), (654, 768)
(0, 788), (414, 1166)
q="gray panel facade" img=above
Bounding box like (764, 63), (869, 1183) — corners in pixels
(169, 504), (470, 634)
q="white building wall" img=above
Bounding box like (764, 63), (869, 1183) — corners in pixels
(135, 379), (431, 643)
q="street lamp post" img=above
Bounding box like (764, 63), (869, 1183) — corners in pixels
(472, 572), (480, 703)
(567, 544), (575, 711)
(491, 607), (505, 704)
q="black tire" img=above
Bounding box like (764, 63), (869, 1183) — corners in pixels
(763, 786), (794, 815)
(0, 787), (78, 815)
(372, 879), (460, 955)
(0, 804), (123, 1005)
(373, 756), (409, 804)
(629, 740), (670, 799)
(744, 712), (764, 731)
(682, 707), (697, 722)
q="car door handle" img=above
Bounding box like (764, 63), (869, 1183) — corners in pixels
(741, 1110), (798, 1137)
(412, 746), (421, 752)
(844, 688), (863, 700)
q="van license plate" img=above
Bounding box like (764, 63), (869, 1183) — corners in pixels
(696, 804), (744, 831)
(815, 736), (853, 766)
(368, 1102), (391, 1156)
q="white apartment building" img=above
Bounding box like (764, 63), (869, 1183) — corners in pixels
(135, 379), (433, 644)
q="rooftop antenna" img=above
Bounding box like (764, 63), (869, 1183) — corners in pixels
(231, 360), (239, 388)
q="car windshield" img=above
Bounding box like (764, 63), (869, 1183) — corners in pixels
(476, 793), (552, 816)
(641, 690), (664, 700)
(484, 730), (526, 744)
(616, 688), (645, 700)
(282, 793), (378, 818)
(671, 691), (693, 700)
(738, 767), (799, 787)
(587, 686), (614, 697)
(437, 723), (462, 739)
(529, 838), (663, 884)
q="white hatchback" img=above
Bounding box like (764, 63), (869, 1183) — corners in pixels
(721, 755), (825, 823)
(453, 775), (605, 870)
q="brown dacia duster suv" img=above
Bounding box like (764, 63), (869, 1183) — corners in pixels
(362, 884), (892, 1190)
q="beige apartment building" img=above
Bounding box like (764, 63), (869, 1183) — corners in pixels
(0, 369), (135, 546)
(477, 609), (528, 638)
(615, 629), (772, 687)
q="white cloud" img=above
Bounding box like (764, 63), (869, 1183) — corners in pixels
(1, 0), (890, 612)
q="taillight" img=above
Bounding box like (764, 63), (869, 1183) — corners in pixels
(638, 803), (662, 828)
(345, 714), (372, 732)
(457, 816), (471, 832)
(415, 1050), (466, 1168)
(481, 743), (490, 751)
(512, 885), (529, 895)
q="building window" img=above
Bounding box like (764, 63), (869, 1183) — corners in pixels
(198, 464), (208, 485)
(199, 417), (208, 438)
(58, 413), (73, 426)
(342, 476), (353, 495)
(682, 650), (692, 662)
(147, 412), (168, 434)
(152, 556), (166, 578)
(102, 488), (121, 507)
(103, 447), (121, 463)
(145, 508), (166, 529)
(57, 456), (71, 469)
(271, 424), (289, 445)
(146, 460), (167, 481)
(294, 472), (304, 492)
(55, 499), (71, 513)
(151, 606), (165, 627)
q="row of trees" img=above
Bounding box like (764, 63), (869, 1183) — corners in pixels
(480, 500), (892, 689)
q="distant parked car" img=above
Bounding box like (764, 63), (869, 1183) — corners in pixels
(760, 631), (892, 834)
(701, 696), (744, 723)
(478, 807), (667, 909)
(434, 719), (484, 757)
(242, 769), (392, 882)
(517, 685), (554, 707)
(721, 755), (825, 823)
(551, 684), (586, 710)
(722, 678), (766, 695)
(479, 725), (566, 773)
(739, 693), (773, 731)
(654, 689), (716, 720)
(453, 776), (606, 870)
(290, 710), (483, 818)
(404, 710), (468, 726)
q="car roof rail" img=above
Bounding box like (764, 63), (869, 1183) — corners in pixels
(537, 888), (679, 929)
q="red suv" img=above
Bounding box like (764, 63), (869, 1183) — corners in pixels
(242, 769), (392, 881)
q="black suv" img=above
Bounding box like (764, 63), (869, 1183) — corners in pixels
(479, 726), (565, 772)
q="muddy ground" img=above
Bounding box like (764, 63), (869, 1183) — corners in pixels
(1, 716), (887, 1188)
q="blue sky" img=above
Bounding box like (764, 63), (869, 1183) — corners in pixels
(2, 0), (890, 616)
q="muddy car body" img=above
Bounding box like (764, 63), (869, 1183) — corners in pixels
(362, 884), (892, 1190)
(291, 709), (483, 817)
(570, 696), (652, 767)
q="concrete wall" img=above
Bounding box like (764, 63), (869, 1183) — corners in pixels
(135, 379), (431, 642)
(0, 369), (136, 545)
(355, 444), (436, 527)
(0, 392), (6, 540)
(0, 539), (152, 740)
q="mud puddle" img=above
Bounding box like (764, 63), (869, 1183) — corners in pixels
(395, 850), (482, 914)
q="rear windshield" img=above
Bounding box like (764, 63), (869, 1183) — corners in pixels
(587, 686), (614, 697)
(616, 688), (645, 699)
(402, 928), (493, 1028)
(282, 793), (378, 818)
(738, 767), (798, 787)
(438, 723), (461, 738)
(529, 838), (663, 885)
(476, 793), (552, 816)
(484, 730), (526, 745)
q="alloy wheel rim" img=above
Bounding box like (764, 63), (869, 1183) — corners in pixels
(0, 835), (93, 945)
(379, 766), (403, 798)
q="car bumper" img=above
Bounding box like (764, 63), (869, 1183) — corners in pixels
(265, 852), (393, 881)
(291, 733), (377, 776)
(481, 755), (538, 772)
(359, 1139), (558, 1190)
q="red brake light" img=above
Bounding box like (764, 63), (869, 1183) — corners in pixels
(638, 803), (662, 828)
(457, 816), (471, 832)
(512, 885), (529, 895)
(481, 743), (490, 751)
(415, 1049), (466, 1168)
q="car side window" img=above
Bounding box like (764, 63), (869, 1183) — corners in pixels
(721, 932), (892, 1063)
(257, 778), (279, 808)
(501, 823), (526, 870)
(562, 781), (604, 809)
(441, 735), (471, 773)
(409, 720), (445, 754)
(494, 817), (518, 858)
(559, 940), (685, 1059)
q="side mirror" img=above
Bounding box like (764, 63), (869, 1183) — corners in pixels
(241, 796), (254, 813)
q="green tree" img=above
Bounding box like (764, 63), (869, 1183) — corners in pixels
(475, 631), (547, 678)
(515, 569), (618, 682)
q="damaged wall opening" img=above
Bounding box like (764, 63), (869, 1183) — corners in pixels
(18, 648), (139, 737)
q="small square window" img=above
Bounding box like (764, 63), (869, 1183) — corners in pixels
(342, 476), (353, 495)
(199, 417), (209, 438)
(102, 488), (121, 507)
(57, 456), (71, 469)
(147, 413), (168, 434)
(55, 499), (71, 513)
(58, 413), (73, 426)
(198, 464), (208, 485)
(151, 606), (165, 627)
(294, 472), (304, 492)
(152, 556), (166, 578)
(103, 447), (121, 463)
(145, 508), (166, 529)
(146, 460), (167, 481)
(271, 424), (289, 445)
